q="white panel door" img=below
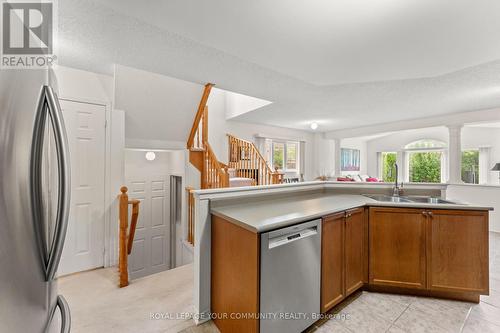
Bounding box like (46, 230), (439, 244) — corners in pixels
(59, 100), (106, 276)
(127, 175), (170, 280)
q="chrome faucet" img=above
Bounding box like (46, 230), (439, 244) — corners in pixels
(393, 163), (403, 196)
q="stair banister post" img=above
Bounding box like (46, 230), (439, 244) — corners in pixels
(119, 186), (129, 288)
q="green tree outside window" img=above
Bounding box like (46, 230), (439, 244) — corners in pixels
(381, 152), (397, 182)
(409, 152), (442, 183)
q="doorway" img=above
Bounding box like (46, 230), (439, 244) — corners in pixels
(170, 175), (183, 269)
(58, 100), (106, 276)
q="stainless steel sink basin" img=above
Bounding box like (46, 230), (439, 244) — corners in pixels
(363, 194), (413, 203)
(363, 194), (458, 205)
(404, 196), (457, 204)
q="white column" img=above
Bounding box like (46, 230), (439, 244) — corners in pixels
(447, 125), (463, 184)
(313, 133), (336, 178)
(479, 147), (491, 184)
(396, 151), (406, 183)
(334, 138), (342, 177)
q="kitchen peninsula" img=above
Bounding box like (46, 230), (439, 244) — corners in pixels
(191, 181), (493, 333)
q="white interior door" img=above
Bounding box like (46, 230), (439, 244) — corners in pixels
(59, 100), (106, 276)
(127, 175), (170, 280)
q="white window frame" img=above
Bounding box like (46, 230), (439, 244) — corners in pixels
(405, 148), (446, 183)
(272, 140), (300, 173)
(378, 151), (397, 181)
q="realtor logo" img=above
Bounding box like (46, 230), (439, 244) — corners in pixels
(1, 1), (56, 68)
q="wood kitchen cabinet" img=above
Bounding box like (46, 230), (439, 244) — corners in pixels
(369, 207), (427, 289)
(427, 209), (489, 293)
(369, 207), (489, 299)
(321, 212), (345, 312)
(345, 208), (367, 295)
(321, 208), (367, 313)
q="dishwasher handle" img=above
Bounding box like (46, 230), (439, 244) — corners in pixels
(268, 226), (318, 249)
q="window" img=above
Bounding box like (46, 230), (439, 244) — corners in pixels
(380, 152), (397, 182)
(408, 151), (442, 183)
(461, 150), (479, 184)
(272, 141), (299, 172)
(404, 139), (446, 183)
(286, 142), (298, 170)
(273, 142), (284, 170)
(405, 139), (446, 150)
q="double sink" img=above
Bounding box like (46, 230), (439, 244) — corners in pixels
(363, 194), (457, 205)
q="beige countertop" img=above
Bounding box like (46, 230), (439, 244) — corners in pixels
(211, 192), (493, 233)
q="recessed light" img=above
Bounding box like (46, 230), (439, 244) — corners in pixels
(145, 151), (156, 161)
(310, 122), (319, 130)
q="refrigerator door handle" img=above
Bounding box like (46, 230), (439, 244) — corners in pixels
(45, 86), (71, 281)
(57, 295), (71, 333)
(30, 86), (51, 271)
(30, 85), (71, 282)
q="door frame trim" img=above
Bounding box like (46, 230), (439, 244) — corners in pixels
(58, 96), (113, 269)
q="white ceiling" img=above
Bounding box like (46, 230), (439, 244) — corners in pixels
(466, 122), (500, 128)
(58, 0), (500, 133)
(91, 0), (500, 86)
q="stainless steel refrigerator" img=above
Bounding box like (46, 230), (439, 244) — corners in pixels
(0, 68), (71, 332)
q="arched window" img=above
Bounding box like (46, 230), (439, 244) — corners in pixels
(405, 139), (446, 150)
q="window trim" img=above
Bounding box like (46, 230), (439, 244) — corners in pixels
(378, 151), (397, 181)
(272, 140), (299, 173)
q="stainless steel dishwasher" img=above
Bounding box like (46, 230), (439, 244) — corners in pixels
(260, 219), (321, 333)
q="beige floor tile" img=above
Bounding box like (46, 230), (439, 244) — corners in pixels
(372, 292), (416, 307)
(393, 307), (458, 333)
(334, 297), (393, 333)
(402, 297), (471, 332)
(481, 289), (500, 308)
(178, 320), (220, 333)
(469, 301), (500, 326)
(315, 318), (352, 333)
(462, 313), (500, 333)
(386, 324), (407, 333)
(356, 291), (408, 322)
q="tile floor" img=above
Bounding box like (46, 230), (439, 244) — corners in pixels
(62, 232), (500, 333)
(185, 232), (500, 333)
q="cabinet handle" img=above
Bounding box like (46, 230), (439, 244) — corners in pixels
(428, 211), (433, 217)
(422, 211), (428, 216)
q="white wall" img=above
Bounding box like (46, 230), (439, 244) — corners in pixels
(341, 137), (368, 176)
(53, 65), (113, 103)
(125, 149), (170, 178)
(208, 88), (316, 180)
(225, 90), (272, 119)
(312, 133), (336, 178)
(446, 185), (500, 232)
(114, 65), (204, 150)
(462, 127), (500, 185)
(365, 126), (500, 184)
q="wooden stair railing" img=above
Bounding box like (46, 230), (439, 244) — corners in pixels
(227, 134), (283, 185)
(186, 187), (195, 245)
(203, 143), (230, 189)
(118, 186), (140, 288)
(187, 83), (229, 189)
(187, 83), (213, 151)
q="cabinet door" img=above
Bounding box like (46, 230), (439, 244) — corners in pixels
(369, 208), (427, 289)
(345, 208), (366, 296)
(321, 212), (345, 312)
(427, 210), (489, 293)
